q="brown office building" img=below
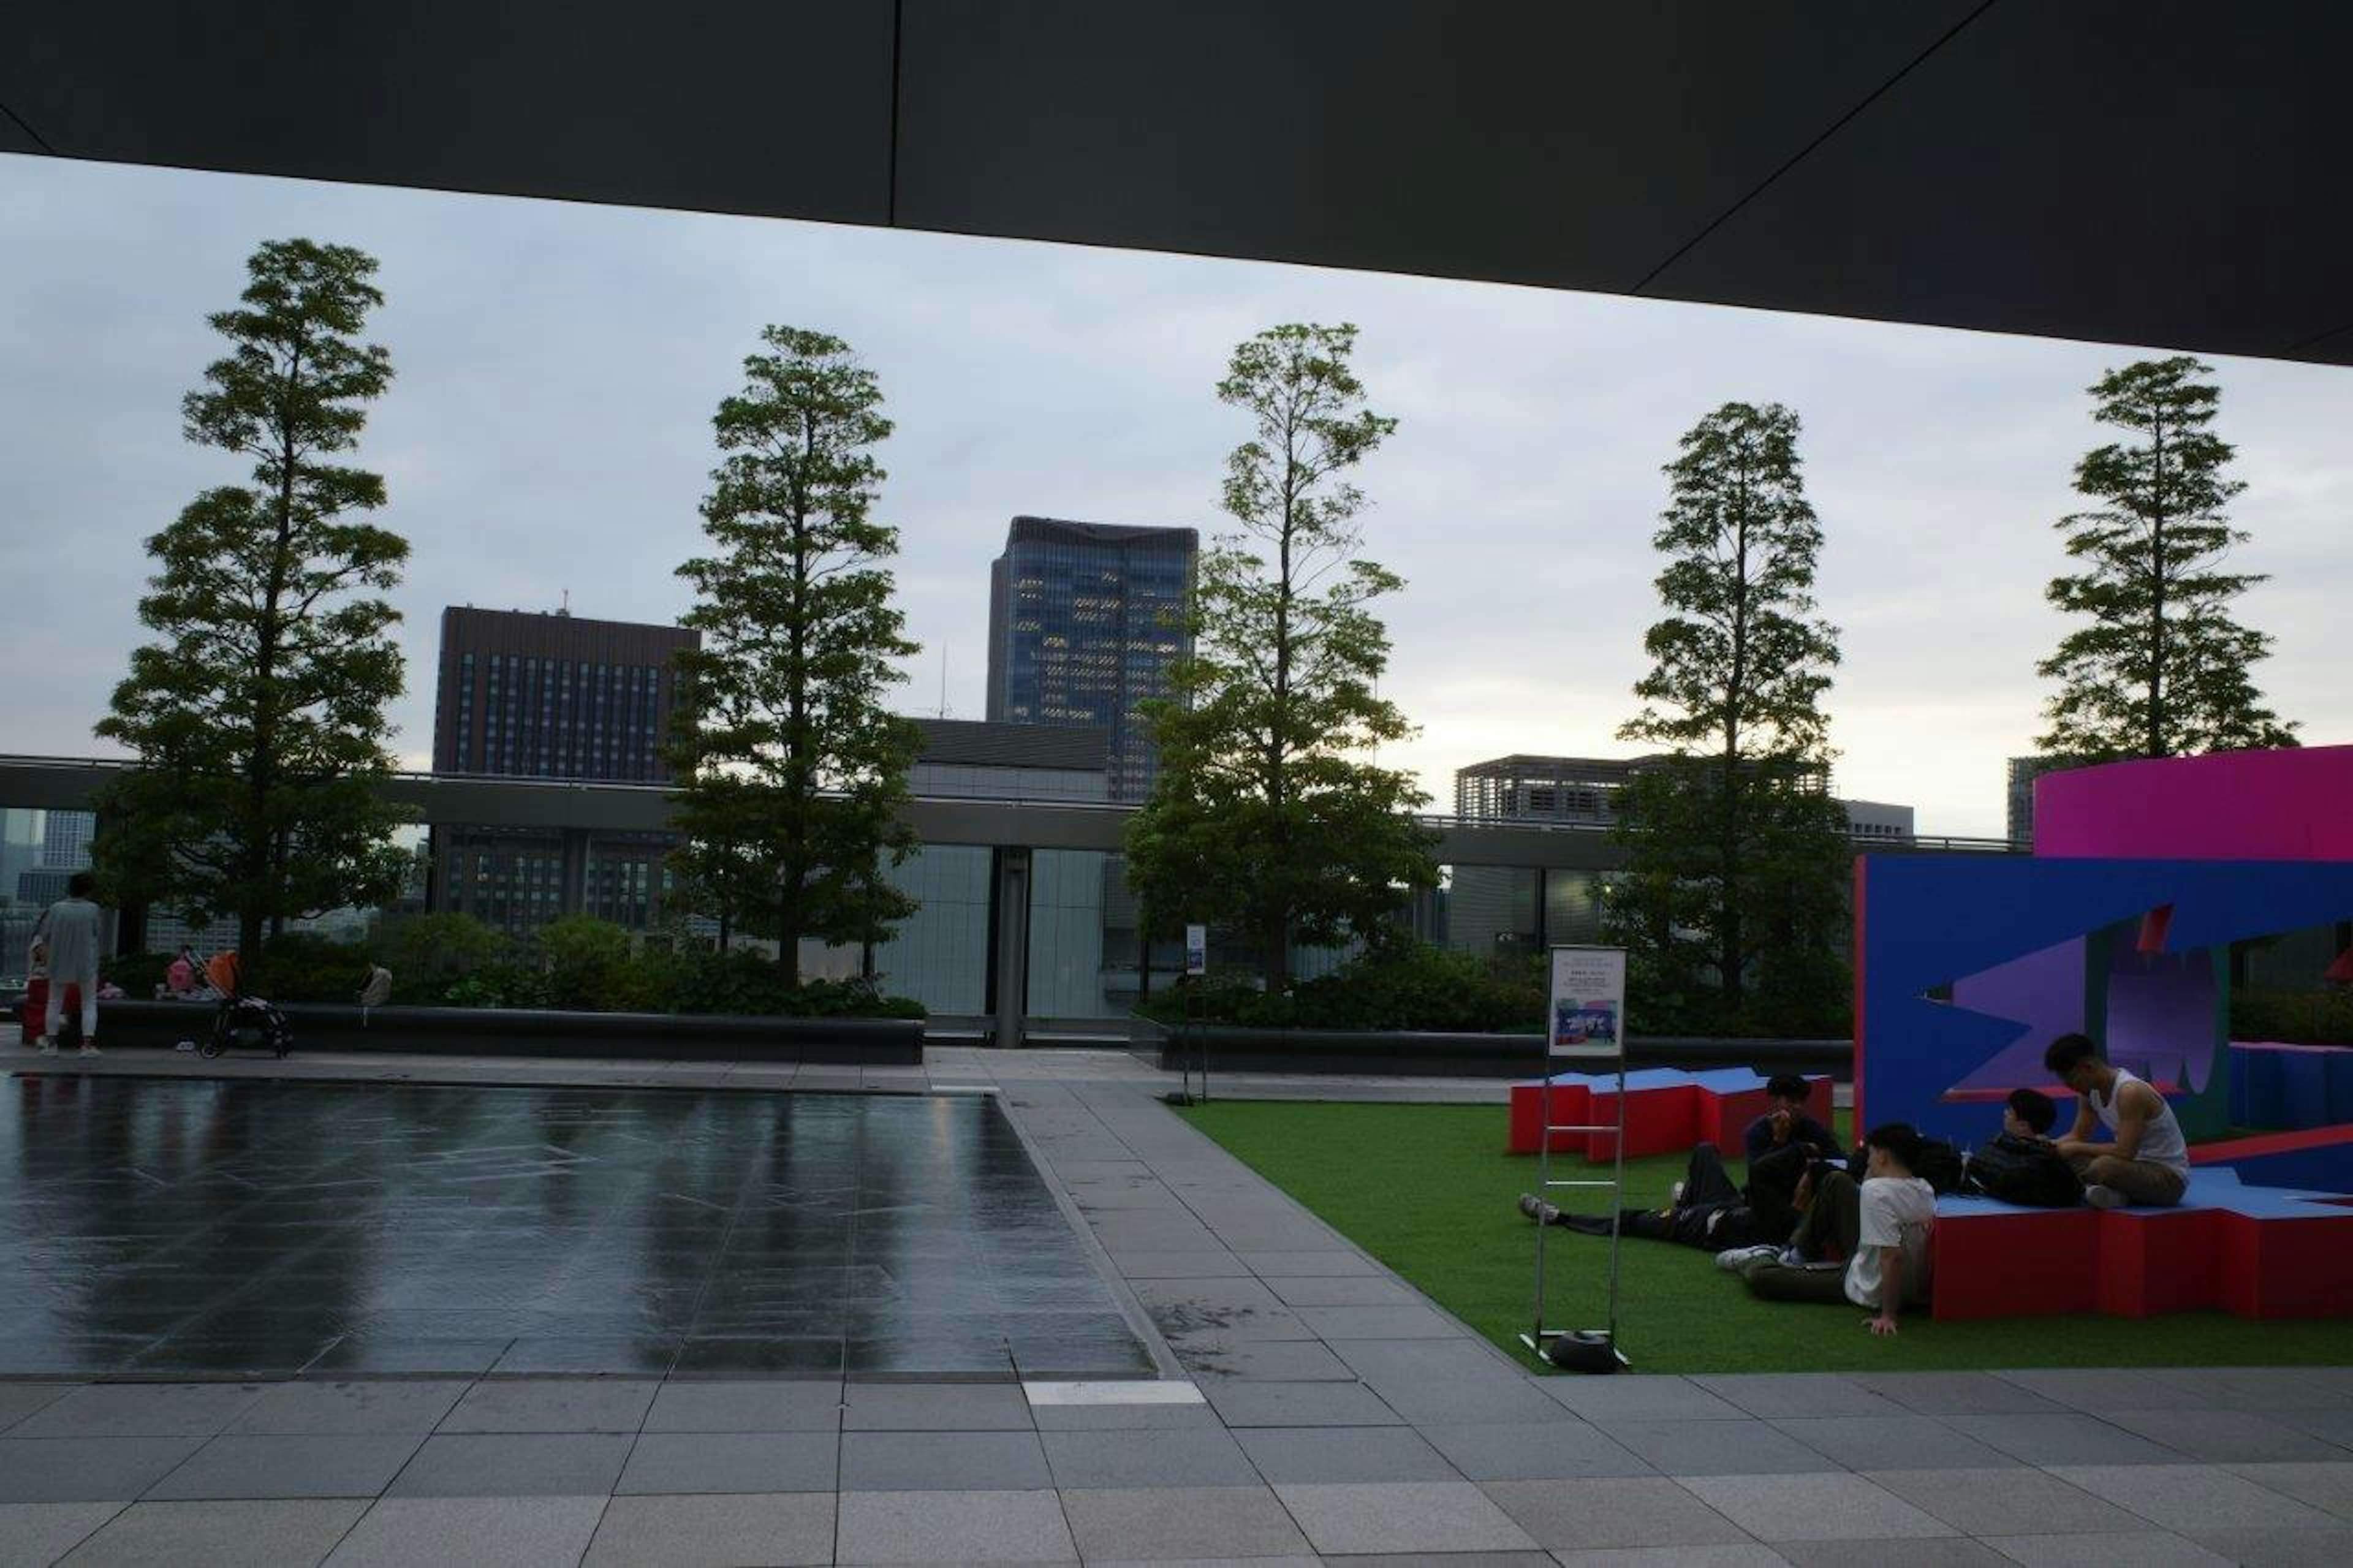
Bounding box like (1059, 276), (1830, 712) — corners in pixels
(430, 607), (699, 935)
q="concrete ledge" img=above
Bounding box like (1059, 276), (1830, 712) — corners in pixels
(1145, 1021), (1847, 1078)
(78, 999), (925, 1065)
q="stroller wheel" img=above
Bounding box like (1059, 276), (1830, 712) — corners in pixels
(199, 1039), (224, 1059)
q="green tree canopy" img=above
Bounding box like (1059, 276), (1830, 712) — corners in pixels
(2037, 356), (2296, 760)
(668, 325), (920, 985)
(1607, 401), (1851, 1036)
(94, 238), (411, 958)
(1126, 322), (1436, 988)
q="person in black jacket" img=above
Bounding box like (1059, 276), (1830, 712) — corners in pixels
(1743, 1074), (1843, 1164)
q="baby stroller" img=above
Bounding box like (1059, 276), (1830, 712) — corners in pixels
(201, 952), (293, 1059)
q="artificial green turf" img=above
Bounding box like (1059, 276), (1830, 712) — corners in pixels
(1176, 1099), (2353, 1375)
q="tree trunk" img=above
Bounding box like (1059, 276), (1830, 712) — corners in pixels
(778, 897), (802, 988)
(2146, 414), (2169, 758)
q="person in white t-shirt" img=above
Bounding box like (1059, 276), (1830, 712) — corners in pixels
(2042, 1032), (2191, 1208)
(1737, 1123), (1937, 1335)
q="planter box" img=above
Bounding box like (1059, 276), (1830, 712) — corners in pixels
(1140, 1018), (1847, 1079)
(80, 999), (923, 1066)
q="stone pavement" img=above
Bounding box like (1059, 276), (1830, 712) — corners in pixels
(2, 1043), (2349, 1564)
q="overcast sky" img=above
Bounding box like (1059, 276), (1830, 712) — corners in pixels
(4, 153), (2347, 839)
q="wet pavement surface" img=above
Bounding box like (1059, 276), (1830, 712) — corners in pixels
(0, 1077), (1151, 1380)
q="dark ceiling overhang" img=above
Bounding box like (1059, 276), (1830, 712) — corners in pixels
(6, 1), (2348, 365)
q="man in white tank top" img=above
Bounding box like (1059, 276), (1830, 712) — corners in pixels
(2042, 1033), (2190, 1208)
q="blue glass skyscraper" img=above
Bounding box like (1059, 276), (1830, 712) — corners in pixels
(986, 517), (1197, 801)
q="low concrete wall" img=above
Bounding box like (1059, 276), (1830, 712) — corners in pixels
(1146, 1021), (1847, 1078)
(83, 1000), (924, 1066)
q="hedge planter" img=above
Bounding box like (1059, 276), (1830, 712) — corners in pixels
(1140, 1018), (1847, 1078)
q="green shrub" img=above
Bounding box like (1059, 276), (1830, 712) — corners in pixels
(2234, 987), (2353, 1045)
(101, 951), (175, 996)
(661, 947), (923, 1018)
(373, 912), (509, 1004)
(246, 932), (376, 1004)
(534, 916), (662, 1012)
(1140, 941), (1544, 1033)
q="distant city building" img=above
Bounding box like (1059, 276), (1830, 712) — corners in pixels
(2007, 755), (2071, 848)
(39, 809), (93, 869)
(430, 607), (700, 937)
(1449, 754), (1915, 960)
(986, 517), (1195, 802)
(910, 718), (1110, 803)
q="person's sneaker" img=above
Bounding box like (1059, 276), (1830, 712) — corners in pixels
(2084, 1184), (2127, 1210)
(1714, 1243), (1776, 1271)
(1517, 1192), (1563, 1224)
(34, 1040), (57, 1056)
(76, 1044), (100, 1058)
(1669, 1181), (1686, 1205)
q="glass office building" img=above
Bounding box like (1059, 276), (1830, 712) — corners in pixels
(986, 517), (1196, 802)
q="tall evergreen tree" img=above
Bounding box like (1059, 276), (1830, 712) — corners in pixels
(94, 239), (411, 959)
(1607, 401), (1850, 1035)
(1126, 323), (1436, 988)
(669, 326), (920, 985)
(2037, 356), (2296, 760)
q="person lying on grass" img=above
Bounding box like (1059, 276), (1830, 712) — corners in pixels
(1517, 1135), (1813, 1254)
(1731, 1121), (1936, 1337)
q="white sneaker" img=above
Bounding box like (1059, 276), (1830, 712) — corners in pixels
(34, 1040), (57, 1056)
(2084, 1184), (2126, 1210)
(1714, 1244), (1776, 1271)
(77, 1044), (100, 1058)
(1669, 1181), (1686, 1205)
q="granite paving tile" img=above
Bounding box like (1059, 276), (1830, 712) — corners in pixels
(145, 1434), (425, 1500)
(383, 1433), (634, 1498)
(1692, 1374), (1906, 1418)
(1547, 1548), (1794, 1567)
(2181, 1524), (2353, 1566)
(1040, 1427), (1259, 1488)
(2270, 1407), (2353, 1448)
(1775, 1539), (2010, 1567)
(1198, 1379), (1401, 1428)
(12, 1383), (265, 1440)
(1175, 1339), (1359, 1381)
(2047, 1463), (2343, 1532)
(1680, 1472), (1953, 1542)
(1233, 1251), (1379, 1277)
(834, 1487), (1077, 1564)
(437, 1379), (657, 1434)
(837, 1430), (1053, 1491)
(583, 1492), (835, 1567)
(227, 1382), (469, 1437)
(1980, 1529), (2232, 1566)
(842, 1381), (1033, 1431)
(1416, 1420), (1654, 1481)
(1842, 1372), (2070, 1417)
(1860, 1466), (2148, 1536)
(1028, 1398), (1227, 1431)
(0, 1502), (123, 1565)
(0, 1385), (80, 1433)
(642, 1379), (843, 1433)
(0, 1438), (207, 1504)
(1935, 1412), (2189, 1467)
(1275, 1480), (1539, 1555)
(1537, 1377), (1749, 1422)
(1991, 1368), (2206, 1412)
(59, 1498), (368, 1568)
(2226, 1461), (2353, 1521)
(1601, 1419), (1845, 1477)
(322, 1494), (610, 1567)
(2103, 1407), (2352, 1463)
(1259, 1275), (1423, 1307)
(1234, 1423), (1464, 1483)
(1057, 1483), (1314, 1561)
(613, 1432), (838, 1494)
(1771, 1414), (2022, 1471)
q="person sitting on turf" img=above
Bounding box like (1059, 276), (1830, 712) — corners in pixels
(1734, 1121), (1936, 1336)
(2042, 1032), (2190, 1209)
(1517, 1137), (1811, 1254)
(1745, 1072), (1843, 1164)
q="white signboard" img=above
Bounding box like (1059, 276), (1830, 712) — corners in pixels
(1183, 924), (1208, 977)
(1548, 944), (1626, 1061)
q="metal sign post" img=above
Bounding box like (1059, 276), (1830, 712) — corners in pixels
(1522, 944), (1632, 1371)
(1171, 923), (1211, 1106)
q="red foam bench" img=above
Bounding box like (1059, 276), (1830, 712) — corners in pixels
(1928, 1173), (2353, 1321)
(1507, 1070), (1833, 1159)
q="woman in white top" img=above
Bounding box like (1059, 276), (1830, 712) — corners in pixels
(2043, 1032), (2191, 1208)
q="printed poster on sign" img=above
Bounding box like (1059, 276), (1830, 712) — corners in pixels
(1548, 944), (1626, 1061)
(1183, 924), (1208, 977)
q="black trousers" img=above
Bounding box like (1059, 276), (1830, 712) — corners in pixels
(1548, 1143), (1804, 1251)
